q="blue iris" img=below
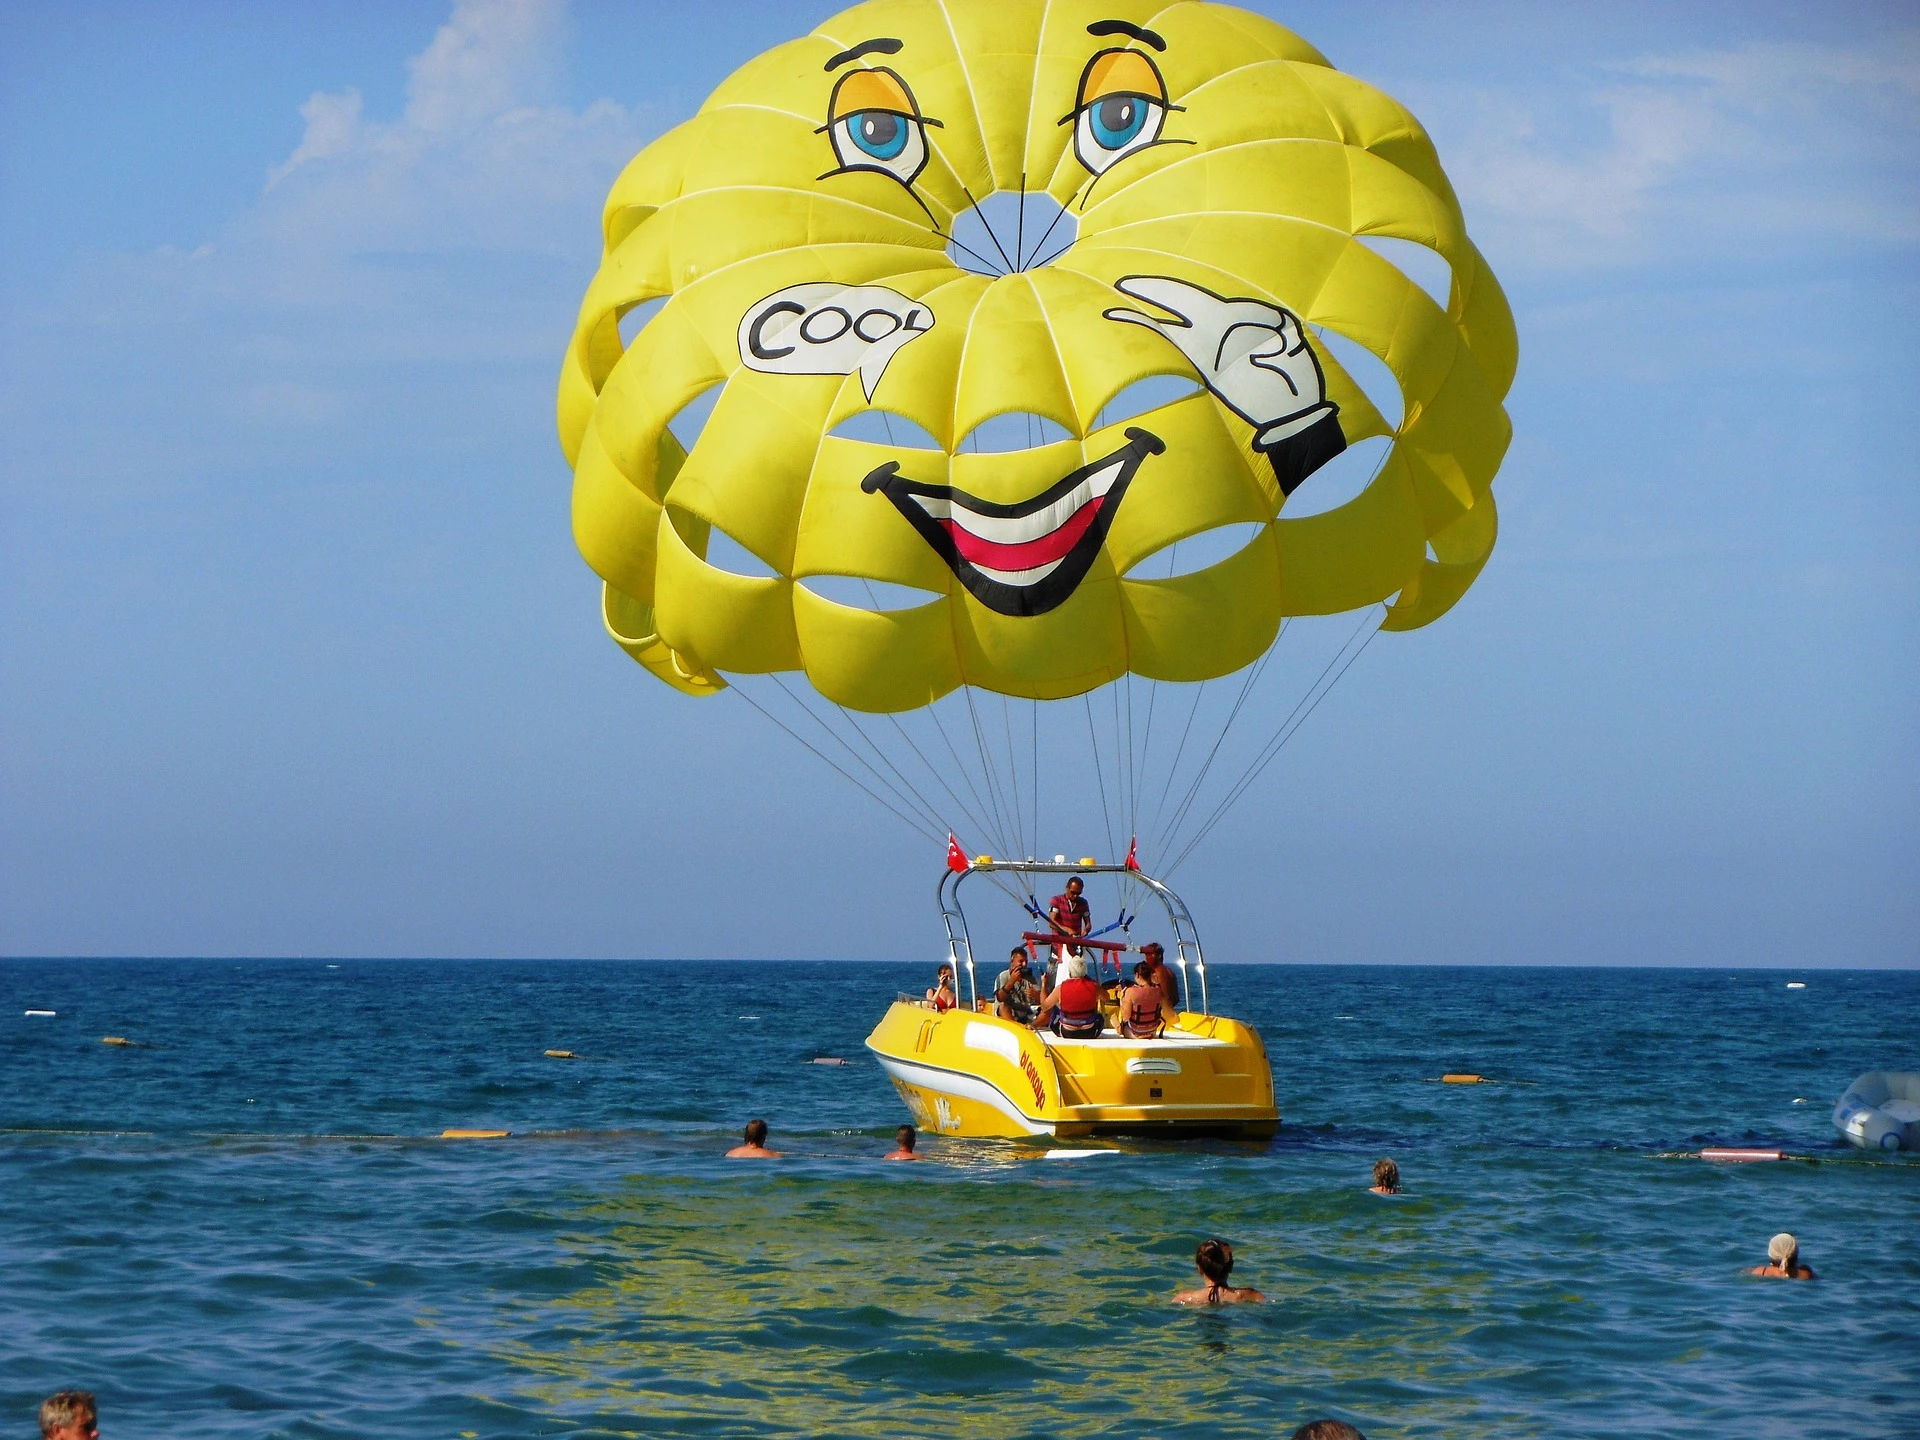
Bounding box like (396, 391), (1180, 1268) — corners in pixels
(1090, 94), (1149, 150)
(849, 110), (910, 161)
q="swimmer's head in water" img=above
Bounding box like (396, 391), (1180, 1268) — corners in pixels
(1373, 1157), (1399, 1190)
(743, 1118), (769, 1146)
(1768, 1232), (1798, 1266)
(896, 1124), (916, 1149)
(1195, 1238), (1234, 1285)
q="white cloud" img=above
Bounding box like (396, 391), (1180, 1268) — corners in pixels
(1434, 32), (1920, 272)
(193, 0), (660, 314)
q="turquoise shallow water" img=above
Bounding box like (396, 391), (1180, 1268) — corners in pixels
(2, 959), (1916, 1438)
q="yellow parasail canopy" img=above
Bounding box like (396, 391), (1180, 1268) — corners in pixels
(559, 0), (1516, 713)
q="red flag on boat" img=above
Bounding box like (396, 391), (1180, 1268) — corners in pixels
(1124, 836), (1140, 871)
(946, 833), (968, 872)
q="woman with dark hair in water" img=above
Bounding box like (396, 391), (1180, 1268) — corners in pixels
(1173, 1239), (1265, 1305)
(1370, 1157), (1400, 1194)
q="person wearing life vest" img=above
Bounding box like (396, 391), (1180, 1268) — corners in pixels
(1140, 941), (1180, 1013)
(1039, 954), (1104, 1037)
(1120, 960), (1171, 1038)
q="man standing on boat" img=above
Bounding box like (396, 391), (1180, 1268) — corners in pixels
(1047, 875), (1092, 958)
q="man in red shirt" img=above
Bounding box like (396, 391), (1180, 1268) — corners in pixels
(1047, 876), (1091, 954)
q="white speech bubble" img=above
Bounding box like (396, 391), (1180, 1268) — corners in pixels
(738, 282), (934, 400)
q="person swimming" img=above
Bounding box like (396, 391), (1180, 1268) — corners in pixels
(884, 1123), (921, 1160)
(725, 1118), (781, 1159)
(1748, 1232), (1816, 1279)
(1172, 1238), (1265, 1305)
(1370, 1157), (1400, 1194)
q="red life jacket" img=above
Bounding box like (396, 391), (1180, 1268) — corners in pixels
(1057, 975), (1099, 1023)
(1123, 983), (1163, 1035)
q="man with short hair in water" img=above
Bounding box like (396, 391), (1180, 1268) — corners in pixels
(39, 1391), (97, 1440)
(725, 1119), (781, 1158)
(1748, 1232), (1816, 1279)
(1172, 1238), (1265, 1305)
(994, 947), (1041, 1026)
(1141, 941), (1181, 1014)
(1120, 960), (1170, 1038)
(884, 1124), (921, 1160)
(1370, 1158), (1400, 1195)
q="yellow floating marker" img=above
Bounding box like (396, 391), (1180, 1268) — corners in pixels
(544, 1049), (578, 1059)
(101, 1036), (134, 1047)
(1441, 1073), (1486, 1085)
(441, 1129), (510, 1139)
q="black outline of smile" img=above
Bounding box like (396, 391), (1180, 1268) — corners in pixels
(859, 427), (1165, 618)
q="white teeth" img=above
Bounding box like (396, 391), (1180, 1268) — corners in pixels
(972, 558), (1065, 586)
(904, 458), (1124, 547)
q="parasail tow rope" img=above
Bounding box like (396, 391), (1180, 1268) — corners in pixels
(727, 680), (942, 843)
(1163, 606), (1384, 876)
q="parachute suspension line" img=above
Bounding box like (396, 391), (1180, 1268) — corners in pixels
(1146, 678), (1210, 845)
(1030, 699), (1039, 859)
(1134, 671), (1159, 847)
(926, 700), (1010, 857)
(998, 692), (1026, 861)
(831, 698), (979, 851)
(1164, 607), (1385, 877)
(763, 674), (951, 839)
(962, 686), (1021, 860)
(1111, 680), (1133, 852)
(729, 681), (941, 843)
(1083, 693), (1119, 867)
(883, 711), (1001, 857)
(1152, 643), (1280, 870)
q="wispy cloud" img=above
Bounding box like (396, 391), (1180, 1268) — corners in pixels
(1435, 32), (1920, 271)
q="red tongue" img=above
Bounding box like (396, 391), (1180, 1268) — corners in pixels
(942, 495), (1103, 571)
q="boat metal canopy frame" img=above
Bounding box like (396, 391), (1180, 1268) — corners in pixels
(938, 861), (1210, 1017)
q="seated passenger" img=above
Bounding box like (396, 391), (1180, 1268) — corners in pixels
(994, 947), (1041, 1026)
(1121, 960), (1169, 1038)
(1141, 941), (1181, 1012)
(1041, 955), (1104, 1037)
(926, 963), (957, 1012)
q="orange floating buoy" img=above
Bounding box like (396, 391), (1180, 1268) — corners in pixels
(1701, 1148), (1782, 1162)
(544, 1049), (577, 1059)
(101, 1036), (134, 1047)
(1441, 1073), (1486, 1085)
(441, 1129), (509, 1139)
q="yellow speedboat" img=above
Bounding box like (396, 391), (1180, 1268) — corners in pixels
(866, 860), (1277, 1140)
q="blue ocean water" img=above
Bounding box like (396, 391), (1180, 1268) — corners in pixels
(2, 959), (1915, 1439)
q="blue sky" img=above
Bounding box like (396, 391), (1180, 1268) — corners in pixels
(1, 1), (1914, 965)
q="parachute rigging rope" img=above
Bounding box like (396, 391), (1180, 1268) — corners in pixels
(1152, 641), (1280, 869)
(1164, 607), (1384, 876)
(765, 673), (954, 838)
(1083, 693), (1119, 866)
(729, 680), (939, 843)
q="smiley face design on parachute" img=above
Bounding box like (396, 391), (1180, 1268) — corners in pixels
(731, 18), (1348, 619)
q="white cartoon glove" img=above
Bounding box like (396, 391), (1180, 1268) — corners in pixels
(1104, 275), (1337, 449)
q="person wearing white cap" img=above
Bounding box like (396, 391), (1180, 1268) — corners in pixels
(1039, 954), (1105, 1037)
(1748, 1232), (1816, 1279)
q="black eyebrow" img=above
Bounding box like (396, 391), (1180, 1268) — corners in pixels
(825, 37), (903, 72)
(1087, 19), (1166, 52)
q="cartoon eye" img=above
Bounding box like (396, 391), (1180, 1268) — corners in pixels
(1069, 48), (1170, 175)
(824, 67), (931, 187)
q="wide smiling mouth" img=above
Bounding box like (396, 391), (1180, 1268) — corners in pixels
(860, 427), (1164, 617)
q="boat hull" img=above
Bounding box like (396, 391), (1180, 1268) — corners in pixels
(865, 1001), (1278, 1140)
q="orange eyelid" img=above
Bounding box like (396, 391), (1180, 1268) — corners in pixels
(1079, 49), (1165, 106)
(831, 67), (917, 120)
